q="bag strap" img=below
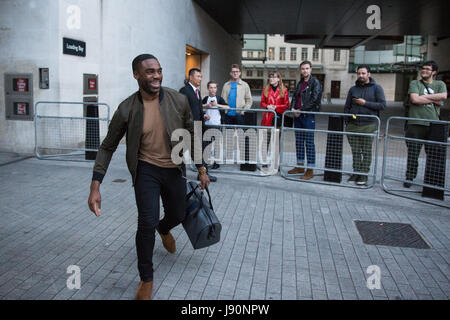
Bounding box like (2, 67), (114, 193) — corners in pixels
(185, 182), (214, 212)
(204, 186), (214, 211)
(185, 182), (199, 201)
(420, 80), (441, 120)
(420, 80), (432, 95)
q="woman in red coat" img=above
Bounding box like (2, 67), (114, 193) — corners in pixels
(260, 72), (290, 163)
(260, 71), (290, 127)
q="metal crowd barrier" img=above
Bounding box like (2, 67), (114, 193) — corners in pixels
(190, 107), (279, 176)
(381, 116), (450, 208)
(279, 111), (381, 189)
(34, 101), (110, 162)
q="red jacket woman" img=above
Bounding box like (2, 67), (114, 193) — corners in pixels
(260, 71), (290, 127)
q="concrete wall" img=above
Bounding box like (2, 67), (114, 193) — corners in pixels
(0, 0), (242, 153)
(0, 0), (61, 153)
(427, 36), (450, 73)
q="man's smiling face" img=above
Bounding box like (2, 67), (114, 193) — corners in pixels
(134, 58), (163, 95)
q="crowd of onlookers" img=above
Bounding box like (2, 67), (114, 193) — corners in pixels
(182, 60), (447, 186)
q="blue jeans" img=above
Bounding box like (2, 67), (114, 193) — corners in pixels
(294, 114), (316, 167)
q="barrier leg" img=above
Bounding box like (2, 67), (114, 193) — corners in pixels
(324, 116), (343, 183)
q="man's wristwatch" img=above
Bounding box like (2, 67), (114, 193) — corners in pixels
(198, 166), (207, 176)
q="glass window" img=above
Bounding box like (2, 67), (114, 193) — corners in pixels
(247, 51), (253, 58)
(268, 47), (275, 60)
(334, 49), (341, 61)
(246, 70), (253, 77)
(313, 48), (319, 61)
(290, 48), (297, 61)
(280, 47), (286, 61)
(257, 70), (264, 77)
(301, 48), (308, 61)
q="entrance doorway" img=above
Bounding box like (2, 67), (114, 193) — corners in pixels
(331, 81), (341, 98)
(185, 45), (209, 94)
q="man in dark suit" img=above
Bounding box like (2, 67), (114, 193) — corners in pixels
(180, 68), (217, 182)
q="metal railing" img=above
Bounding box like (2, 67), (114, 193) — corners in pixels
(381, 116), (450, 208)
(34, 101), (110, 161)
(190, 107), (279, 176)
(279, 111), (381, 188)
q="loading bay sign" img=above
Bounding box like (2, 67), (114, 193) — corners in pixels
(63, 37), (86, 57)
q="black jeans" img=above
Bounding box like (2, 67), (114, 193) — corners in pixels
(405, 124), (432, 181)
(224, 114), (244, 125)
(134, 161), (186, 282)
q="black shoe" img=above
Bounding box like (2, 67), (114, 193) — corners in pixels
(403, 181), (412, 188)
(356, 175), (368, 186)
(348, 174), (359, 183)
(211, 163), (220, 170)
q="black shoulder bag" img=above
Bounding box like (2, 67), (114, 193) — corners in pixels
(183, 181), (222, 250)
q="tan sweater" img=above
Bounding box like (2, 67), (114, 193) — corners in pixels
(221, 79), (253, 115)
(138, 98), (177, 168)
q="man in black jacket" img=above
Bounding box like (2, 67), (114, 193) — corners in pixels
(180, 68), (217, 182)
(344, 65), (386, 186)
(288, 61), (322, 180)
(88, 54), (210, 300)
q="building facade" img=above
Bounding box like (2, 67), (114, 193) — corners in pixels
(242, 34), (446, 103)
(0, 0), (242, 153)
(242, 35), (351, 99)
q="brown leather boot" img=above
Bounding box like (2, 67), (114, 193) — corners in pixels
(288, 167), (305, 175)
(135, 281), (153, 300)
(301, 169), (314, 180)
(159, 232), (176, 254)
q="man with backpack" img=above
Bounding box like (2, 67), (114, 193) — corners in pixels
(404, 60), (447, 188)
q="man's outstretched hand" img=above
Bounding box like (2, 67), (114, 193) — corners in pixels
(88, 180), (102, 217)
(197, 167), (210, 191)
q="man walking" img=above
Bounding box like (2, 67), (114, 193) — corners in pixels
(344, 65), (386, 186)
(288, 61), (322, 180)
(221, 64), (253, 125)
(180, 68), (217, 182)
(404, 60), (447, 188)
(88, 54), (209, 300)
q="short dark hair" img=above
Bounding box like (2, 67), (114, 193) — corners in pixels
(132, 54), (158, 73)
(423, 60), (438, 72)
(300, 61), (312, 68)
(231, 64), (241, 71)
(207, 81), (217, 88)
(189, 68), (201, 77)
(357, 65), (371, 73)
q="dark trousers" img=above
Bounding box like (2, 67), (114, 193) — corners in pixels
(224, 114), (244, 125)
(405, 124), (432, 181)
(346, 123), (377, 173)
(294, 114), (316, 167)
(134, 161), (186, 282)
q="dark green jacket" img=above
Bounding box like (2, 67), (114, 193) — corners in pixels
(92, 87), (202, 186)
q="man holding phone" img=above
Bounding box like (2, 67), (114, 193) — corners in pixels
(344, 65), (386, 186)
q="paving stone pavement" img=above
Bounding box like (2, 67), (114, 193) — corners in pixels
(0, 146), (448, 300)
